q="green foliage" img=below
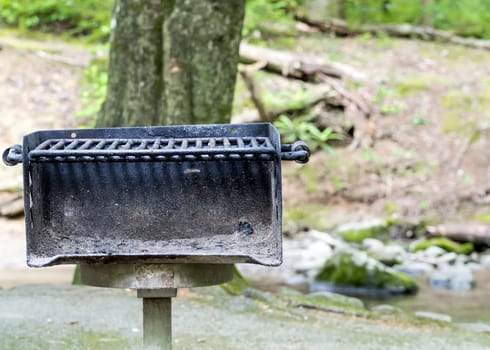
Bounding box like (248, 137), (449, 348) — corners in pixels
(473, 213), (490, 223)
(0, 0), (112, 41)
(221, 266), (250, 296)
(243, 0), (298, 40)
(339, 0), (490, 39)
(412, 238), (474, 255)
(274, 115), (343, 153)
(283, 203), (331, 233)
(72, 265), (81, 285)
(76, 58), (108, 127)
(262, 84), (317, 113)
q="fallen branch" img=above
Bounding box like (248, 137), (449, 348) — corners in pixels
(317, 74), (374, 148)
(239, 61), (270, 122)
(238, 43), (374, 148)
(0, 193), (24, 218)
(239, 43), (368, 83)
(35, 50), (89, 67)
(295, 15), (490, 51)
(427, 223), (490, 245)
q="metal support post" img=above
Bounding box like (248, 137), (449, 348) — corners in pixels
(138, 289), (177, 350)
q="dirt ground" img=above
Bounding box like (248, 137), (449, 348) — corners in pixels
(0, 34), (86, 285)
(281, 35), (490, 225)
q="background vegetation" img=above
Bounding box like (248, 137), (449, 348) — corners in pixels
(3, 0), (490, 41)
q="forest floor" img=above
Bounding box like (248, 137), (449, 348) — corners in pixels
(270, 34), (490, 230)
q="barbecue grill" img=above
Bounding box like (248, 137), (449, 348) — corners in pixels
(3, 123), (309, 349)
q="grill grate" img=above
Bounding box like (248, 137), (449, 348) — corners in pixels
(29, 137), (277, 162)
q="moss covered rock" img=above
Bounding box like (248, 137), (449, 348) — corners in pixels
(337, 219), (390, 243)
(315, 249), (418, 295)
(412, 238), (474, 255)
(337, 218), (428, 243)
(288, 291), (370, 317)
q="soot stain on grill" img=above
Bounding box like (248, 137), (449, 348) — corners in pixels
(239, 221), (254, 235)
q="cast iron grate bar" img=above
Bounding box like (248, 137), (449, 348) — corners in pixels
(28, 137), (277, 162)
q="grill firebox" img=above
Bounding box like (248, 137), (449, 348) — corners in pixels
(3, 123), (309, 267)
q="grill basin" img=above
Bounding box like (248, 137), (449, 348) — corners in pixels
(4, 123), (309, 267)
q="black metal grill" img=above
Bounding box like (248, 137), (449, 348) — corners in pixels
(3, 123), (310, 267)
(29, 136), (277, 162)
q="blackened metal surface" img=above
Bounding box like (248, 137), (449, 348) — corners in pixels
(22, 124), (284, 267)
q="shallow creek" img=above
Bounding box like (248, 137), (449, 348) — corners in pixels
(373, 269), (490, 324)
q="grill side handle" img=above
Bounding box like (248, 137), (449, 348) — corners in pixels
(280, 141), (310, 164)
(2, 145), (23, 166)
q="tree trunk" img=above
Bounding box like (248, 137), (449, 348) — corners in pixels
(97, 0), (245, 127)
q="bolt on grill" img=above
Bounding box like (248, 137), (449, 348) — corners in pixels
(3, 123), (310, 267)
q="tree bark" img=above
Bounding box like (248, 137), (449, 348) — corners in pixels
(97, 0), (245, 127)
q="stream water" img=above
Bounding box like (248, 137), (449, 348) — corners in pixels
(250, 267), (490, 325)
(366, 269), (490, 324)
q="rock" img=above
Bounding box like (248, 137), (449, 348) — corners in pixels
(362, 239), (406, 266)
(336, 219), (389, 243)
(314, 248), (418, 295)
(309, 230), (346, 249)
(393, 261), (434, 277)
(307, 291), (365, 309)
(371, 304), (401, 314)
(437, 252), (458, 265)
(429, 269), (450, 289)
(480, 253), (490, 268)
(377, 245), (406, 266)
(283, 232), (335, 273)
(465, 262), (483, 271)
(363, 238), (401, 265)
(362, 238), (384, 252)
(293, 241), (333, 271)
(284, 274), (309, 290)
(415, 311), (452, 323)
(276, 287), (303, 297)
(429, 265), (474, 291)
(423, 246), (447, 258)
(0, 195), (24, 218)
(289, 290), (369, 317)
(449, 267), (474, 291)
(237, 230), (337, 289)
(456, 322), (490, 333)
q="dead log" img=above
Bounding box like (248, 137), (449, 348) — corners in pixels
(238, 43), (374, 148)
(239, 43), (368, 83)
(295, 15), (490, 51)
(0, 193), (24, 218)
(427, 223), (490, 245)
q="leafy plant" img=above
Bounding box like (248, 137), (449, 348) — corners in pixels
(243, 0), (298, 39)
(274, 115), (343, 153)
(340, 0), (490, 39)
(0, 0), (112, 42)
(75, 58), (108, 127)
